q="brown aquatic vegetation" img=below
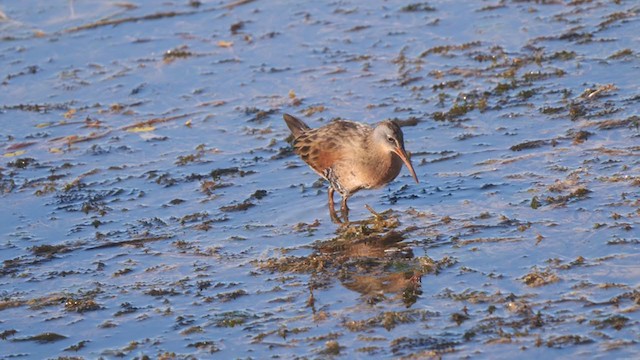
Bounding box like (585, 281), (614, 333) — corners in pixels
(546, 335), (594, 348)
(344, 309), (430, 332)
(522, 269), (560, 287)
(256, 212), (453, 308)
(13, 332), (68, 343)
(65, 298), (101, 313)
(29, 244), (70, 257)
(510, 140), (549, 152)
(2, 0), (640, 358)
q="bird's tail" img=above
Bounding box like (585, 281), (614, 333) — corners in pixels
(283, 113), (311, 137)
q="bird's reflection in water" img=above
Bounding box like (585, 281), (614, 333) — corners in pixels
(318, 223), (422, 307)
(261, 211), (427, 308)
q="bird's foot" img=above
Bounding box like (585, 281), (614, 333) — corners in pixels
(364, 204), (383, 220)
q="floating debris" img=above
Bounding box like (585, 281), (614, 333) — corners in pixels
(13, 332), (67, 344)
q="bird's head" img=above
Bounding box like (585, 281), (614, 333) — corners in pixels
(373, 121), (419, 184)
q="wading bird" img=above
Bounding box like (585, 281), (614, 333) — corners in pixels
(283, 113), (419, 223)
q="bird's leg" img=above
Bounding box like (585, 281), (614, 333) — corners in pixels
(340, 194), (350, 223)
(328, 187), (342, 224)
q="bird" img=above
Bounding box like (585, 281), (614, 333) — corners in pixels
(283, 113), (419, 224)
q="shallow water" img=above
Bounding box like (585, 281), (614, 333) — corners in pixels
(1, 0), (639, 358)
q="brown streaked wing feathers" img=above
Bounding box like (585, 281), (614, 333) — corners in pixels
(292, 120), (370, 176)
(293, 130), (343, 176)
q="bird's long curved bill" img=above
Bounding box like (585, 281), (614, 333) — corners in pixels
(394, 147), (419, 184)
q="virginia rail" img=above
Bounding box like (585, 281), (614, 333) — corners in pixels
(283, 113), (419, 223)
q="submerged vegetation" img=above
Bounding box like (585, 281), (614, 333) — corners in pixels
(1, 0), (639, 358)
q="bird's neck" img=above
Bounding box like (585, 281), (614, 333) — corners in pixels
(362, 139), (403, 188)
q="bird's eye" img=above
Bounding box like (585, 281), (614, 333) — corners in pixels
(387, 137), (395, 143)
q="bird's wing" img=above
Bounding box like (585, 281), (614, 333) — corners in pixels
(292, 121), (369, 177)
(293, 130), (343, 176)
